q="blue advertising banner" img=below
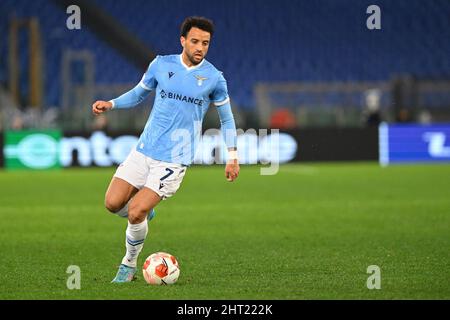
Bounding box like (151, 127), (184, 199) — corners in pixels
(379, 123), (450, 166)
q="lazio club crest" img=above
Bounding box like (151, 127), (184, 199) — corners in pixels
(194, 75), (207, 86)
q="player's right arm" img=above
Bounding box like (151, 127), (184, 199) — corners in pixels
(92, 56), (159, 115)
(92, 84), (151, 115)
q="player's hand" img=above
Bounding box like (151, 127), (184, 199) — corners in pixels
(92, 100), (113, 115)
(225, 159), (240, 182)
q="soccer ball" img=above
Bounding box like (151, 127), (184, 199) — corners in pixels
(142, 252), (180, 285)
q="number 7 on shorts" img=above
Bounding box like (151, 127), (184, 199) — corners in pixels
(160, 168), (174, 181)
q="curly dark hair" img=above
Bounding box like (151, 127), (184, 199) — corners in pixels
(180, 16), (214, 38)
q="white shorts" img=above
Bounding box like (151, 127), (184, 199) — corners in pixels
(114, 149), (187, 200)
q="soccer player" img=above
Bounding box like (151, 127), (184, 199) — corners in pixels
(91, 16), (240, 283)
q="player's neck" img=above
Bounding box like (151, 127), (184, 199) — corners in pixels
(181, 52), (195, 67)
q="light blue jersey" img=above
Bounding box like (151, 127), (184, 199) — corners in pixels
(111, 54), (237, 165)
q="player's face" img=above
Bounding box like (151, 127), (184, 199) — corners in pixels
(181, 27), (211, 65)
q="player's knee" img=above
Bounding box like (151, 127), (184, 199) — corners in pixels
(128, 202), (149, 223)
(104, 197), (123, 213)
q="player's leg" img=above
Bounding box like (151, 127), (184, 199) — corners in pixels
(121, 188), (161, 267)
(104, 177), (138, 215)
(112, 188), (161, 283)
(105, 177), (157, 220)
(121, 160), (187, 266)
(107, 149), (153, 283)
(128, 187), (162, 224)
(112, 157), (187, 283)
(106, 149), (148, 218)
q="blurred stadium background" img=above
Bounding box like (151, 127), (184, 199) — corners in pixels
(1, 0), (450, 167)
(0, 0), (450, 163)
(0, 0), (449, 299)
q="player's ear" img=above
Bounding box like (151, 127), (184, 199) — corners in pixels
(180, 36), (185, 48)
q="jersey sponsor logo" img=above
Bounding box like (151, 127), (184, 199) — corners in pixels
(194, 75), (207, 86)
(168, 72), (175, 79)
(160, 90), (204, 106)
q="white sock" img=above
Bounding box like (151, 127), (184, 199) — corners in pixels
(121, 220), (148, 268)
(116, 202), (129, 218)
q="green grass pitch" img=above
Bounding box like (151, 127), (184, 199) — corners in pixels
(0, 162), (449, 299)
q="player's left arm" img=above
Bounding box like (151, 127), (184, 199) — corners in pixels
(211, 72), (239, 182)
(216, 101), (240, 182)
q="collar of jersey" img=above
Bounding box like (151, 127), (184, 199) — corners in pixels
(179, 54), (205, 70)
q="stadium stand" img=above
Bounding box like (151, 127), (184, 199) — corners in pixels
(0, 0), (449, 113)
